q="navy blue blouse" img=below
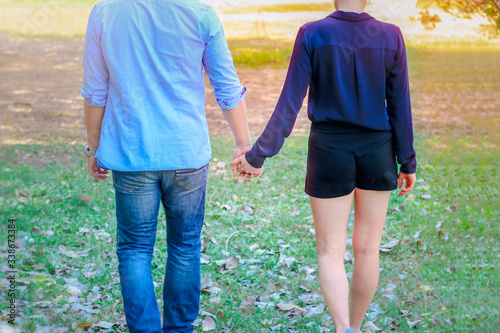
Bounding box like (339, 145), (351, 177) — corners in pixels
(245, 10), (417, 174)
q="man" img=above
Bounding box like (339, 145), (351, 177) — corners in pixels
(81, 0), (254, 332)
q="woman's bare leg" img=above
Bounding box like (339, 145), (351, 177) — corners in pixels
(349, 188), (392, 332)
(310, 191), (354, 332)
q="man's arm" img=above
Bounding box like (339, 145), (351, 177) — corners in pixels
(221, 99), (254, 177)
(81, 5), (110, 179)
(84, 101), (109, 179)
(85, 101), (105, 151)
(201, 8), (254, 177)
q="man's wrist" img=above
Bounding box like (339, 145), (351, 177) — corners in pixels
(84, 145), (97, 158)
(235, 139), (252, 148)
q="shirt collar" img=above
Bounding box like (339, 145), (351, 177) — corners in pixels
(328, 10), (374, 22)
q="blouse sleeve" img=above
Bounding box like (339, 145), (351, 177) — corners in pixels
(245, 27), (312, 168)
(386, 28), (417, 174)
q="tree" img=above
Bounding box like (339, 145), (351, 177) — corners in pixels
(418, 0), (500, 34)
(484, 1), (500, 29)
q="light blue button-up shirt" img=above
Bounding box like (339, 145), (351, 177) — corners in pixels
(81, 0), (246, 171)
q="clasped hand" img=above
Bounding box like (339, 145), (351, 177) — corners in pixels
(231, 145), (264, 181)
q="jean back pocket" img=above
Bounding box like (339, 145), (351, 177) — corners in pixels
(174, 164), (208, 191)
(112, 171), (146, 193)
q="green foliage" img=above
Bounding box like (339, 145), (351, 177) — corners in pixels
(485, 1), (500, 29)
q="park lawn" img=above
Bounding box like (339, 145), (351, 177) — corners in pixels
(0, 1), (498, 331)
(0, 43), (498, 331)
(0, 125), (498, 332)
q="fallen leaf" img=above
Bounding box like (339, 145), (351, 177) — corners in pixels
(201, 316), (215, 331)
(399, 309), (410, 317)
(200, 257), (209, 264)
(306, 304), (324, 317)
(74, 322), (92, 329)
(243, 205), (254, 214)
(15, 189), (28, 197)
(408, 319), (422, 327)
(305, 275), (316, 282)
(200, 310), (216, 318)
(237, 296), (257, 311)
(299, 285), (311, 292)
(95, 321), (115, 329)
(363, 321), (381, 331)
(32, 226), (42, 234)
(94, 230), (111, 240)
(298, 293), (321, 304)
(271, 324), (283, 331)
(207, 286), (221, 294)
(70, 303), (99, 314)
(379, 239), (400, 253)
(209, 296), (221, 303)
(225, 257), (240, 270)
(419, 285), (433, 294)
(277, 253), (296, 267)
(201, 278), (212, 289)
(421, 194), (432, 200)
(344, 251), (352, 263)
(276, 303), (305, 312)
(80, 194), (92, 204)
(0, 324), (15, 333)
(249, 244), (259, 251)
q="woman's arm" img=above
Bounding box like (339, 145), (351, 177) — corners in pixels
(386, 27), (417, 175)
(244, 27), (313, 169)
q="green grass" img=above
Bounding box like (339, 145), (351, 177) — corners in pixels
(228, 38), (294, 69)
(0, 128), (498, 331)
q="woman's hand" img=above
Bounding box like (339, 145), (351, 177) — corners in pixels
(232, 144), (252, 177)
(398, 172), (416, 196)
(231, 154), (264, 181)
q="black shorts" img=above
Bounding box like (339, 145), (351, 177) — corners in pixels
(305, 122), (398, 198)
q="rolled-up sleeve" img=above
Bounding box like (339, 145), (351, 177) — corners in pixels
(201, 8), (246, 110)
(81, 5), (109, 107)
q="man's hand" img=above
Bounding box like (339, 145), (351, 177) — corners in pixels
(231, 154), (264, 181)
(87, 156), (110, 180)
(398, 172), (416, 196)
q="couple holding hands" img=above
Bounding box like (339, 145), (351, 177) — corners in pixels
(82, 0), (416, 332)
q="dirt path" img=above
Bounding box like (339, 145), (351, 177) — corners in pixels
(0, 36), (309, 151)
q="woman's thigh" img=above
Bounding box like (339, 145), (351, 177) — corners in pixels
(310, 192), (354, 258)
(352, 188), (391, 253)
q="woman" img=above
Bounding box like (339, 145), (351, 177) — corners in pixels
(232, 0), (417, 332)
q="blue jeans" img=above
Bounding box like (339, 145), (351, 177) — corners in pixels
(112, 164), (208, 333)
